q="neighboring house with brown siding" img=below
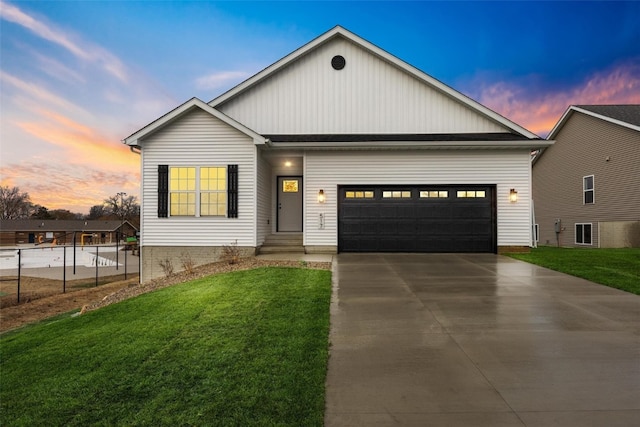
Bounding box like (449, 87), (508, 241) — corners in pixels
(0, 220), (138, 247)
(533, 105), (640, 248)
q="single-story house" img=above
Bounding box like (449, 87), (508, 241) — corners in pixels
(533, 104), (640, 247)
(124, 26), (551, 282)
(0, 220), (138, 246)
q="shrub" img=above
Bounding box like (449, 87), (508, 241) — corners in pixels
(180, 252), (196, 274)
(221, 240), (240, 265)
(158, 258), (174, 277)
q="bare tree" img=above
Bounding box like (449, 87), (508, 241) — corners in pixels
(86, 204), (110, 220)
(49, 209), (83, 220)
(103, 194), (140, 222)
(0, 185), (34, 219)
(31, 205), (53, 219)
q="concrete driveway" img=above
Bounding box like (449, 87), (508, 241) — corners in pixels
(325, 253), (640, 426)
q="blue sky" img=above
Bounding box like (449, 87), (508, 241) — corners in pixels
(1, 1), (639, 213)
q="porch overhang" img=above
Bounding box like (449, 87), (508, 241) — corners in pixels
(263, 133), (553, 151)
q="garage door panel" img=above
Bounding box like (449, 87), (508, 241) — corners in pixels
(417, 205), (452, 218)
(396, 222), (416, 234)
(452, 205), (489, 218)
(342, 205), (374, 219)
(378, 205), (403, 218)
(339, 185), (496, 253)
(417, 221), (453, 235)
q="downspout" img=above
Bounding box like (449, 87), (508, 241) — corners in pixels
(531, 199), (537, 248)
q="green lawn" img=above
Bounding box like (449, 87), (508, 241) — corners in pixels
(1, 267), (332, 426)
(506, 247), (640, 295)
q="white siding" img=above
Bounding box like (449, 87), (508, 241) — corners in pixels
(217, 37), (507, 135)
(139, 109), (257, 247)
(256, 150), (272, 245)
(304, 150), (532, 248)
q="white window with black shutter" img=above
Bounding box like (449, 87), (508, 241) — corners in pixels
(157, 165), (238, 218)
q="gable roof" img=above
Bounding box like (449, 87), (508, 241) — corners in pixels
(210, 25), (540, 140)
(123, 97), (267, 148)
(547, 105), (640, 139)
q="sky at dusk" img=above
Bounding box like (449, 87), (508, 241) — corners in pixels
(1, 0), (639, 214)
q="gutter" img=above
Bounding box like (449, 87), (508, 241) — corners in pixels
(266, 140), (555, 151)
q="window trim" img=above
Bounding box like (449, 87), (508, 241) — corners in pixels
(168, 165), (228, 217)
(200, 166), (227, 217)
(169, 166), (197, 216)
(583, 175), (594, 205)
(575, 223), (593, 245)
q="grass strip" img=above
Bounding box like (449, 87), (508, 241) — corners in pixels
(1, 267), (332, 426)
(506, 247), (640, 295)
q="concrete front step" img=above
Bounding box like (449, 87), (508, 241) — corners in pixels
(258, 246), (305, 254)
(259, 233), (304, 254)
(262, 234), (302, 245)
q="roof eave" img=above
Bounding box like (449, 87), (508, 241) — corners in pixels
(549, 105), (640, 141)
(572, 106), (640, 132)
(123, 98), (267, 147)
(267, 140), (554, 150)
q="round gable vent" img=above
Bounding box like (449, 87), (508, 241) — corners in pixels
(331, 55), (346, 70)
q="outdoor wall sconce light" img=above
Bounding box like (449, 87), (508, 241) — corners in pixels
(318, 189), (326, 203)
(509, 188), (518, 203)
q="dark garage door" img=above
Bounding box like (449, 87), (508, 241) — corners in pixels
(338, 185), (496, 253)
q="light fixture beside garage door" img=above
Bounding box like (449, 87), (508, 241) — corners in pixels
(510, 188), (518, 203)
(318, 189), (326, 203)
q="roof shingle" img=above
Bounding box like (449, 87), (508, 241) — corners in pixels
(576, 105), (640, 127)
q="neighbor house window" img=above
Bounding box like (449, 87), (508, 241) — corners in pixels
(583, 175), (594, 204)
(169, 166), (226, 216)
(575, 223), (592, 245)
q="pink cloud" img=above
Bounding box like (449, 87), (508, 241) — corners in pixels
(0, 162), (139, 213)
(472, 61), (640, 137)
(2, 107), (140, 213)
(16, 118), (137, 169)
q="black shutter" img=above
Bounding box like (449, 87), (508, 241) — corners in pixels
(227, 165), (238, 218)
(158, 165), (168, 218)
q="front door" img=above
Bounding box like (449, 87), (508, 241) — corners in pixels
(277, 176), (303, 232)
